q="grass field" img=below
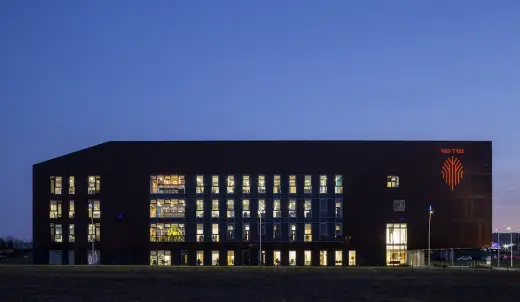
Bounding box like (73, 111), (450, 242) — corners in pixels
(0, 266), (519, 301)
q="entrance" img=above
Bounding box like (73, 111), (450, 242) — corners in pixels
(386, 223), (407, 266)
(348, 250), (356, 266)
(242, 250), (250, 266)
(180, 250), (188, 265)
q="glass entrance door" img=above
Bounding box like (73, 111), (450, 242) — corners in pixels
(386, 223), (407, 266)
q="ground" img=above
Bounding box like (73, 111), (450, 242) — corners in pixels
(0, 266), (519, 301)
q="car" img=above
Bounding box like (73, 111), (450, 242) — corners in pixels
(456, 256), (473, 261)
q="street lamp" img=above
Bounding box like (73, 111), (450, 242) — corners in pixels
(89, 202), (95, 265)
(496, 229), (500, 267)
(428, 205), (433, 268)
(507, 227), (513, 268)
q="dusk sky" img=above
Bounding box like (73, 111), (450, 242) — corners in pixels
(1, 0), (519, 239)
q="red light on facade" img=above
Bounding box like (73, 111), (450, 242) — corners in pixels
(441, 156), (464, 191)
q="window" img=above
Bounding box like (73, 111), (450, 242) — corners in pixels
(258, 175), (266, 193)
(50, 223), (62, 242)
(335, 223), (342, 239)
(88, 223), (100, 242)
(387, 176), (399, 188)
(335, 175), (343, 193)
(289, 250), (296, 266)
(393, 200), (406, 212)
(320, 199), (327, 214)
(150, 250), (171, 266)
(274, 175), (281, 194)
(304, 175), (312, 194)
(196, 251), (204, 265)
(212, 224), (219, 242)
(304, 224), (312, 242)
(227, 200), (234, 218)
(349, 250), (356, 266)
(150, 175), (184, 194)
(304, 250), (311, 266)
(273, 223), (281, 240)
(68, 224), (75, 242)
(227, 175), (235, 193)
(289, 224), (296, 241)
(212, 200), (219, 218)
(88, 200), (101, 219)
(304, 199), (312, 218)
(50, 176), (62, 194)
(320, 175), (327, 193)
(242, 175), (250, 193)
(335, 199), (342, 218)
(273, 199), (281, 218)
(49, 200), (62, 219)
(289, 175), (296, 194)
(227, 224), (234, 240)
(289, 199), (296, 217)
(212, 251), (219, 266)
(211, 175), (219, 193)
(320, 223), (328, 238)
(68, 201), (75, 218)
(196, 175), (204, 194)
(335, 250), (343, 266)
(274, 250), (281, 265)
(196, 200), (204, 218)
(386, 223), (407, 266)
(320, 250), (327, 266)
(242, 200), (250, 218)
(88, 176), (100, 194)
(258, 199), (265, 217)
(150, 199), (185, 218)
(68, 176), (75, 194)
(197, 224), (204, 242)
(227, 251), (234, 265)
(243, 223), (250, 241)
(150, 223), (184, 242)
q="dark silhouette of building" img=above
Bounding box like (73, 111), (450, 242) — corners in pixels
(33, 141), (492, 266)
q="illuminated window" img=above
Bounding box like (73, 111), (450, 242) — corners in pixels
(50, 223), (62, 242)
(335, 198), (342, 218)
(68, 176), (75, 194)
(227, 175), (235, 194)
(227, 200), (234, 218)
(274, 250), (281, 265)
(227, 251), (234, 265)
(289, 250), (296, 266)
(88, 176), (100, 194)
(273, 199), (281, 218)
(212, 200), (219, 218)
(304, 175), (312, 194)
(304, 250), (311, 266)
(386, 223), (407, 266)
(387, 176), (399, 188)
(273, 223), (281, 240)
(335, 250), (343, 266)
(88, 200), (101, 219)
(150, 175), (184, 194)
(150, 250), (171, 266)
(304, 224), (312, 242)
(320, 250), (327, 266)
(50, 176), (62, 194)
(196, 175), (204, 194)
(150, 223), (184, 242)
(349, 250), (356, 266)
(243, 223), (250, 241)
(196, 251), (204, 266)
(150, 199), (185, 218)
(68, 200), (75, 218)
(49, 200), (62, 219)
(289, 175), (296, 194)
(304, 199), (312, 218)
(258, 199), (265, 217)
(242, 200), (250, 218)
(88, 223), (100, 242)
(335, 175), (343, 193)
(212, 175), (219, 194)
(289, 224), (296, 241)
(319, 223), (327, 238)
(289, 199), (296, 217)
(197, 224), (204, 242)
(273, 175), (281, 194)
(335, 223), (342, 239)
(212, 251), (219, 266)
(212, 224), (219, 242)
(196, 200), (204, 218)
(320, 175), (327, 193)
(242, 175), (250, 193)
(258, 175), (266, 193)
(68, 224), (75, 242)
(227, 224), (234, 240)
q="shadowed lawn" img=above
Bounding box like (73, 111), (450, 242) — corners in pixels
(0, 266), (519, 301)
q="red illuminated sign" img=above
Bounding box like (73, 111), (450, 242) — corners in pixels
(441, 156), (464, 191)
(440, 148), (464, 154)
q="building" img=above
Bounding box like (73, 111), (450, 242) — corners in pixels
(33, 141), (492, 266)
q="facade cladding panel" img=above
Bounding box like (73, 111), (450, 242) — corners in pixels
(33, 141), (492, 266)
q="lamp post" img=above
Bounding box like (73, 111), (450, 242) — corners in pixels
(497, 229), (500, 267)
(507, 227), (513, 267)
(428, 205), (433, 268)
(259, 203), (264, 266)
(89, 202), (95, 264)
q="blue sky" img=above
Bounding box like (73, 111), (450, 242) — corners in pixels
(1, 0), (519, 238)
